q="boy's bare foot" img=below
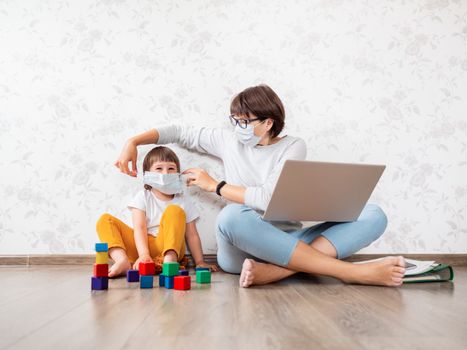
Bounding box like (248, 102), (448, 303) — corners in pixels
(345, 256), (406, 286)
(239, 259), (295, 288)
(108, 259), (131, 278)
(163, 250), (178, 263)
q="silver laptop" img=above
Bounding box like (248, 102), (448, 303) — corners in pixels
(262, 160), (385, 222)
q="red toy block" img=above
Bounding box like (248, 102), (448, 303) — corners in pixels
(139, 261), (156, 276)
(93, 263), (108, 277)
(174, 276), (191, 290)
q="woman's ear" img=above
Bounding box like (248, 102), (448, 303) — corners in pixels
(266, 118), (274, 131)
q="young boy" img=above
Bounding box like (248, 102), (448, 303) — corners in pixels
(96, 146), (218, 277)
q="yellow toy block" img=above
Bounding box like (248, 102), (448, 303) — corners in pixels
(96, 252), (109, 264)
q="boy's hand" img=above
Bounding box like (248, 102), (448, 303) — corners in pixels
(196, 261), (220, 272)
(133, 255), (153, 270)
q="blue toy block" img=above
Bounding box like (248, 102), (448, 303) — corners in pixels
(91, 276), (108, 290)
(165, 276), (174, 289)
(140, 275), (154, 289)
(95, 243), (108, 252)
(159, 274), (166, 287)
(179, 269), (189, 276)
(126, 269), (139, 282)
(195, 267), (210, 272)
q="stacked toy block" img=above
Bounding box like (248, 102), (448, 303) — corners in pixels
(91, 243), (109, 290)
(139, 261), (156, 288)
(159, 262), (191, 290)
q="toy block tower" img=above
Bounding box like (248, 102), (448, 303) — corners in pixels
(91, 243), (109, 290)
(139, 261), (156, 289)
(161, 262), (181, 290)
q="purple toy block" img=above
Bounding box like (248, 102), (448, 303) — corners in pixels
(91, 276), (108, 290)
(126, 269), (139, 282)
(179, 269), (189, 276)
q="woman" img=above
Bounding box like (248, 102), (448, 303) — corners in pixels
(115, 84), (405, 287)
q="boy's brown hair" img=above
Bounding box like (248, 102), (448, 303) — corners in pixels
(143, 146), (181, 191)
(230, 84), (285, 138)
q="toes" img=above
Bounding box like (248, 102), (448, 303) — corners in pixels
(395, 266), (406, 275)
(396, 256), (405, 267)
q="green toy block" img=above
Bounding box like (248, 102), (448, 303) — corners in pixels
(162, 262), (179, 276)
(196, 270), (211, 284)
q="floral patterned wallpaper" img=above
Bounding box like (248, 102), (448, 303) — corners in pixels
(0, 0), (466, 254)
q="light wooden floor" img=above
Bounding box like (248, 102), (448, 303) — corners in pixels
(0, 266), (466, 350)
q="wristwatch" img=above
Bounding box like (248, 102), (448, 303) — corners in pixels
(216, 181), (227, 196)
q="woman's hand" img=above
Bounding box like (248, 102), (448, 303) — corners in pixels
(132, 255), (153, 270)
(115, 139), (138, 177)
(182, 168), (218, 192)
(196, 261), (220, 272)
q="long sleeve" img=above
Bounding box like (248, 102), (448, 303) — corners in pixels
(157, 124), (232, 159)
(244, 138), (307, 211)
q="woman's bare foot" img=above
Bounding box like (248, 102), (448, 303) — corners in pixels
(240, 256), (406, 288)
(108, 259), (131, 278)
(345, 256), (406, 286)
(239, 259), (296, 288)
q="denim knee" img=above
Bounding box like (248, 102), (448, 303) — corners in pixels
(365, 204), (388, 240)
(216, 204), (247, 242)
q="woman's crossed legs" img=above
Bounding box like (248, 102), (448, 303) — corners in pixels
(216, 204), (405, 287)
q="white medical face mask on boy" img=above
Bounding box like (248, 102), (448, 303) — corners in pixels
(143, 172), (183, 195)
(234, 120), (266, 147)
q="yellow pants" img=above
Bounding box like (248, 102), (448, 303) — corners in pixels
(96, 204), (186, 264)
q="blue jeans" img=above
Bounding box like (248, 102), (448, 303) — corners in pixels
(216, 204), (388, 274)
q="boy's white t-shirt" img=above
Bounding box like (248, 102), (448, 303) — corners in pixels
(127, 189), (200, 237)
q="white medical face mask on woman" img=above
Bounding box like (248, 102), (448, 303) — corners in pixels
(143, 172), (183, 195)
(234, 120), (266, 147)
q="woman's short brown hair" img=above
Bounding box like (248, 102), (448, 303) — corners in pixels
(230, 84), (285, 138)
(142, 146), (181, 190)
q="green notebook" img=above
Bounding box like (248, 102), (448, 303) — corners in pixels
(403, 259), (454, 283)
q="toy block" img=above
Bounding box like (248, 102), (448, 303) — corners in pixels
(162, 262), (179, 276)
(140, 275), (154, 288)
(139, 261), (156, 275)
(178, 269), (189, 276)
(196, 270), (211, 284)
(164, 276), (174, 289)
(159, 274), (166, 287)
(195, 267), (210, 272)
(95, 243), (108, 252)
(91, 276), (108, 290)
(174, 276), (191, 290)
(126, 269), (139, 282)
(95, 252), (109, 264)
(93, 263), (109, 277)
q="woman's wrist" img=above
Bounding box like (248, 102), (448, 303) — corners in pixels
(127, 137), (138, 147)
